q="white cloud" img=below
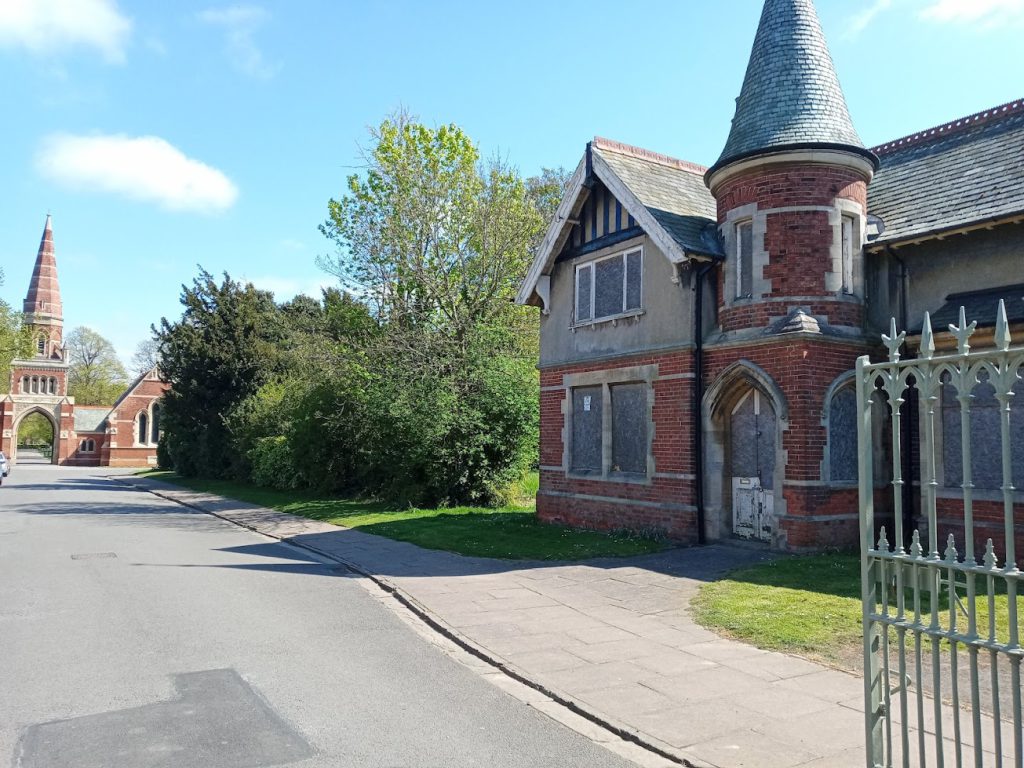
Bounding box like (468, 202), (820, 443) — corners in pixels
(0, 0), (131, 62)
(920, 0), (1024, 23)
(246, 276), (335, 301)
(846, 0), (893, 37)
(37, 134), (239, 214)
(198, 5), (276, 78)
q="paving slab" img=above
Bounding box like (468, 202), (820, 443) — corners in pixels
(121, 476), (1016, 768)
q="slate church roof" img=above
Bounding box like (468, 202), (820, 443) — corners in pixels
(710, 0), (874, 175)
(930, 284), (1024, 330)
(595, 140), (721, 259)
(867, 100), (1024, 246)
(73, 406), (111, 433)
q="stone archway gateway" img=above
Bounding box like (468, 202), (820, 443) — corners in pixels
(1, 216), (169, 467)
(12, 408), (59, 464)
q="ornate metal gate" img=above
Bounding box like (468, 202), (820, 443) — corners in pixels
(857, 301), (1023, 767)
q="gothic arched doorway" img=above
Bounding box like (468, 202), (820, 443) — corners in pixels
(702, 361), (787, 545)
(14, 409), (58, 465)
(729, 388), (777, 541)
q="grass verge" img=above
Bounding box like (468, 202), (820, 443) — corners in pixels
(136, 470), (668, 561)
(691, 554), (1016, 669)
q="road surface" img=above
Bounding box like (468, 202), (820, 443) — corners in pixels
(0, 466), (636, 768)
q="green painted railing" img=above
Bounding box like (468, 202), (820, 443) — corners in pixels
(859, 300), (1023, 767)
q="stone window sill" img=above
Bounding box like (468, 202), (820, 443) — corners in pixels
(571, 309), (645, 331)
(566, 470), (652, 486)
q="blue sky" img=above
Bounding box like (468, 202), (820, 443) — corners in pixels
(1, 0), (1022, 364)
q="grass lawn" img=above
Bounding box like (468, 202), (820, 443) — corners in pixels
(691, 555), (1016, 670)
(137, 470), (669, 562)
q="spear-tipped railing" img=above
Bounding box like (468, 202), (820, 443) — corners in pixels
(859, 300), (1023, 768)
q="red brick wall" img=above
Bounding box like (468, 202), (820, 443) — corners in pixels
(715, 164), (867, 214)
(715, 163), (869, 333)
(538, 349), (698, 542)
(704, 338), (871, 550)
(934, 497), (1024, 566)
(105, 375), (168, 467)
(9, 365), (68, 397)
(64, 432), (108, 466)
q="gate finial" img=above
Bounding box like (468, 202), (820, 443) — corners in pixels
(882, 317), (906, 363)
(910, 529), (922, 558)
(944, 533), (959, 563)
(920, 312), (935, 360)
(949, 306), (977, 356)
(984, 539), (998, 569)
(995, 299), (1011, 352)
(877, 526), (890, 552)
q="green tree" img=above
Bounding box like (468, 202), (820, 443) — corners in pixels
(318, 113), (548, 504)
(131, 337), (159, 376)
(17, 412), (54, 448)
(0, 268), (33, 377)
(156, 270), (285, 478)
(65, 326), (130, 405)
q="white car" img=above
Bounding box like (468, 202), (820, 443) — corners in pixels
(0, 451), (8, 482)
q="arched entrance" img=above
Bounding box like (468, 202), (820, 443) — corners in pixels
(13, 409), (58, 465)
(729, 389), (776, 541)
(702, 361), (788, 545)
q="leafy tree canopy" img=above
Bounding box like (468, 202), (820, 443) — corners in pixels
(0, 268), (33, 377)
(66, 326), (130, 406)
(17, 412), (53, 447)
(155, 269), (286, 477)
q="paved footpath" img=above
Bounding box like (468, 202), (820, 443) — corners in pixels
(121, 476), (1013, 768)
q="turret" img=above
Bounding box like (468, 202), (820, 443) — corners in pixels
(706, 0), (878, 336)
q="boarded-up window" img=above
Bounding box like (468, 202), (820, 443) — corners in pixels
(841, 216), (855, 294)
(576, 264), (593, 322)
(736, 221), (753, 298)
(829, 386), (858, 483)
(594, 256), (625, 318)
(574, 249), (643, 323)
(611, 383), (647, 474)
(625, 250), (642, 311)
(943, 378), (1024, 490)
(571, 386), (603, 472)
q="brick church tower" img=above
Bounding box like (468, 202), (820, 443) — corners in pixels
(700, 0), (879, 550)
(1, 216), (75, 463)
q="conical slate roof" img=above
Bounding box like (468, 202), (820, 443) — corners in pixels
(23, 214), (63, 321)
(710, 0), (874, 176)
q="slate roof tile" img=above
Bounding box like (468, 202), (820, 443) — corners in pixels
(595, 144), (723, 258)
(73, 406), (110, 433)
(869, 101), (1024, 244)
(713, 0), (867, 172)
(929, 284), (1024, 330)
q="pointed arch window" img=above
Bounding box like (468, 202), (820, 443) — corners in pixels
(151, 403), (161, 444)
(138, 413), (149, 446)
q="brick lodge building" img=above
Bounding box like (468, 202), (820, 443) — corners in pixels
(517, 0), (1024, 552)
(1, 216), (168, 467)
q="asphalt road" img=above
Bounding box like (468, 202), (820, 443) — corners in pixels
(0, 466), (636, 768)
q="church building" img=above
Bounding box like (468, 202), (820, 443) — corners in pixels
(518, 0), (1024, 551)
(1, 216), (168, 467)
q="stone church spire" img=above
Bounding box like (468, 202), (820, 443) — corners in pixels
(709, 0), (875, 177)
(23, 214), (63, 326)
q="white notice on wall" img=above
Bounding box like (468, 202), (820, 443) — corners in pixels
(583, 396), (592, 412)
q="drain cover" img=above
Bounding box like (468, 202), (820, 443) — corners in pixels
(70, 552), (117, 560)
